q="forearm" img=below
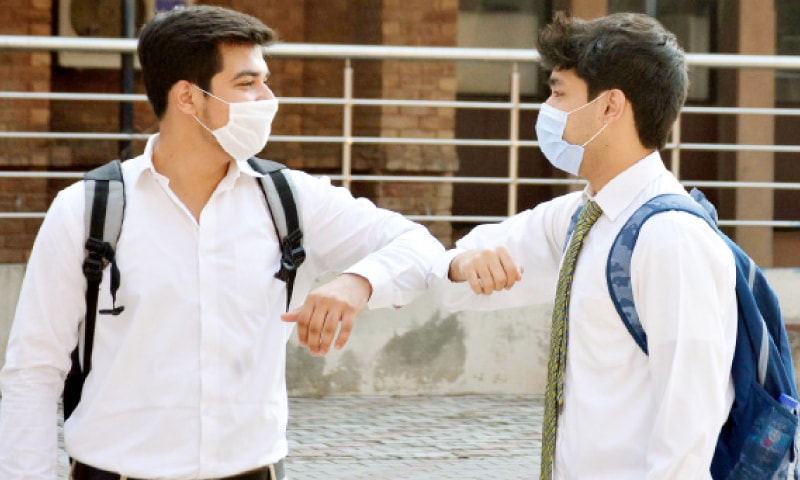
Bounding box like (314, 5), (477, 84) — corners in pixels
(345, 224), (444, 308)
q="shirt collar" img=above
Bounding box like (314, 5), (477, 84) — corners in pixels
(583, 150), (667, 222)
(131, 134), (262, 190)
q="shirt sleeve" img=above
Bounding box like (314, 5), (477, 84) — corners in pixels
(0, 183), (87, 479)
(289, 171), (444, 309)
(427, 193), (582, 312)
(633, 212), (737, 480)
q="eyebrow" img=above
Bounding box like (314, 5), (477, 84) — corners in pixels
(548, 76), (562, 88)
(231, 70), (270, 81)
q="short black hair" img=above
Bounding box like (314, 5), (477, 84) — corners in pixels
(137, 5), (275, 119)
(537, 12), (688, 149)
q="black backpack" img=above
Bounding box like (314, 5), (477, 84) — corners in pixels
(62, 157), (306, 420)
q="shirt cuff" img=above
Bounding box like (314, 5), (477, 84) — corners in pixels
(430, 248), (466, 281)
(343, 260), (394, 309)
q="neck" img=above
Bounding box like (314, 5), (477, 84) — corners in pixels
(151, 121), (232, 220)
(153, 122), (231, 187)
(582, 137), (653, 194)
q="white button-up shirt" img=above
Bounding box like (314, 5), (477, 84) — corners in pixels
(430, 152), (736, 480)
(0, 135), (444, 479)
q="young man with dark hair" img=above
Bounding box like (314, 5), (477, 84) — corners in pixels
(430, 12), (736, 479)
(0, 6), (443, 479)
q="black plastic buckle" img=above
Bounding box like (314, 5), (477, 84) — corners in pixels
(275, 236), (306, 282)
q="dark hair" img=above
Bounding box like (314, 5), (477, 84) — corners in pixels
(537, 12), (688, 149)
(137, 6), (275, 119)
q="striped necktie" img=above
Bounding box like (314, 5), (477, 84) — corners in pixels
(540, 200), (603, 480)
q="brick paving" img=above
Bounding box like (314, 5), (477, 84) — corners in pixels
(55, 395), (542, 479)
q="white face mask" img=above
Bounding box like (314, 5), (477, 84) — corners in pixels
(192, 86), (279, 162)
(535, 93), (608, 176)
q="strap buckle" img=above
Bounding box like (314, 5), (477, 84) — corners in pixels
(274, 230), (306, 281)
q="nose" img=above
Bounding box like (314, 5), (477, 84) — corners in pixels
(258, 83), (275, 101)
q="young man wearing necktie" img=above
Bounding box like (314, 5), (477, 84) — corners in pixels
(429, 12), (736, 480)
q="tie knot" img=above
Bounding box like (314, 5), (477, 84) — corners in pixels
(579, 200), (603, 226)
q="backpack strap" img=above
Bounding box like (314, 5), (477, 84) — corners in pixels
(247, 157), (306, 311)
(606, 189), (717, 355)
(64, 159), (126, 420)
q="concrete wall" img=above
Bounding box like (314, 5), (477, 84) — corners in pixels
(1, 264), (800, 396)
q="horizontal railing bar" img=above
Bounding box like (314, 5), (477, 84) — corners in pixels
(0, 213), (46, 219)
(6, 131), (800, 153)
(681, 106), (800, 116)
(0, 209), (794, 228)
(720, 220), (800, 227)
(0, 92), (148, 102)
(5, 92), (800, 119)
(4, 36), (800, 69)
(1, 170), (798, 192)
(0, 132), (152, 140)
(682, 180), (800, 189)
(0, 171), (84, 179)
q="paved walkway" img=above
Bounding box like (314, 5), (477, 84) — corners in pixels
(56, 395), (542, 479)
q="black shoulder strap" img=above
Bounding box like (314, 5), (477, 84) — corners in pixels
(63, 159), (125, 420)
(247, 157), (305, 311)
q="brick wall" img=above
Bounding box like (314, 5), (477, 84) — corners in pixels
(379, 0), (459, 243)
(0, 0), (52, 262)
(0, 0), (459, 262)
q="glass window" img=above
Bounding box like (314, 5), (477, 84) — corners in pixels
(457, 0), (545, 96)
(777, 0), (800, 103)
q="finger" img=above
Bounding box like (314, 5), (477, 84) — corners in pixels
(317, 305), (343, 355)
(294, 304), (314, 347)
(476, 264), (495, 295)
(334, 314), (355, 350)
(281, 311), (299, 323)
(466, 263), (483, 295)
(485, 255), (509, 292)
(496, 247), (521, 289)
(306, 304), (329, 355)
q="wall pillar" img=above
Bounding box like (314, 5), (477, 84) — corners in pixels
(570, 0), (608, 19)
(735, 0), (776, 266)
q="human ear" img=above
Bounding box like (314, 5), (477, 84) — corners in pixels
(603, 89), (627, 125)
(171, 80), (202, 116)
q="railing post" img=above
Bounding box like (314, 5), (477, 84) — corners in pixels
(119, 0), (136, 160)
(342, 58), (354, 190)
(670, 115), (681, 180)
(508, 62), (520, 217)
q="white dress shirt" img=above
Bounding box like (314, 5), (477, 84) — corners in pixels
(430, 152), (737, 480)
(0, 134), (444, 479)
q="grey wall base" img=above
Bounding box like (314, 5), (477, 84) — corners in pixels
(1, 265), (799, 396)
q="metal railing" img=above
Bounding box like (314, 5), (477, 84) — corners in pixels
(1, 35), (800, 228)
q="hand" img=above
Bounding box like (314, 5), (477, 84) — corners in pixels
(448, 247), (522, 295)
(281, 273), (372, 355)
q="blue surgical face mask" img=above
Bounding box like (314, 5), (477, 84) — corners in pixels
(535, 93), (608, 176)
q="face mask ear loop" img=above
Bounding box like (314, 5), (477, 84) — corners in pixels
(581, 122), (609, 148)
(568, 91), (609, 115)
(192, 114), (215, 134)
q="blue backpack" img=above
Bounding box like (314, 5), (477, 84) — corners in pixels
(569, 188), (799, 479)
